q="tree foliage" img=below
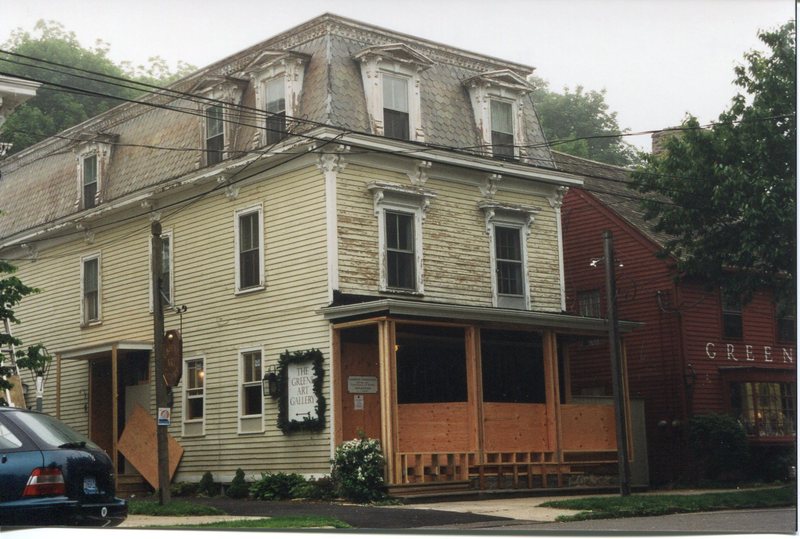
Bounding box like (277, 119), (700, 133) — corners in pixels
(0, 20), (195, 155)
(532, 77), (640, 166)
(0, 259), (37, 400)
(632, 22), (796, 302)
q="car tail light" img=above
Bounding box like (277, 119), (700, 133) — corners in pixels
(22, 467), (66, 497)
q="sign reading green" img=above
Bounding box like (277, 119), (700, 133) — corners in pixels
(277, 349), (326, 433)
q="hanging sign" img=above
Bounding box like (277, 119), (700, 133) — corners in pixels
(163, 329), (183, 387)
(287, 360), (318, 422)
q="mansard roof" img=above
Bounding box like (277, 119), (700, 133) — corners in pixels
(0, 13), (557, 244)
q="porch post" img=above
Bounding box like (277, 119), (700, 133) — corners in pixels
(378, 320), (397, 484)
(331, 328), (343, 447)
(111, 344), (119, 476)
(543, 331), (563, 480)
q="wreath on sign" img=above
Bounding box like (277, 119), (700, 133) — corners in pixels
(277, 349), (326, 434)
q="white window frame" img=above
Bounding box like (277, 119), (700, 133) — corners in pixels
(479, 200), (539, 310)
(80, 253), (102, 326)
(182, 356), (206, 437)
(465, 70), (533, 159)
(355, 44), (433, 142)
(204, 103), (226, 166)
(234, 204), (265, 294)
(368, 182), (435, 294)
(80, 152), (99, 210)
(238, 346), (264, 434)
(241, 51), (308, 148)
(149, 229), (174, 311)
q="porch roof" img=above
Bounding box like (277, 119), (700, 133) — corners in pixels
(56, 340), (152, 360)
(319, 299), (641, 334)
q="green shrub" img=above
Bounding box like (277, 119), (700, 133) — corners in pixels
(748, 445), (797, 482)
(250, 472), (308, 500)
(198, 471), (217, 497)
(290, 476), (336, 500)
(170, 481), (199, 497)
(331, 437), (386, 503)
(226, 468), (250, 499)
(688, 413), (749, 481)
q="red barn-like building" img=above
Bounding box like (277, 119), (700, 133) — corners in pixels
(555, 151), (796, 485)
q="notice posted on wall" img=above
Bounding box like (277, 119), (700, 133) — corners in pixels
(354, 394), (364, 410)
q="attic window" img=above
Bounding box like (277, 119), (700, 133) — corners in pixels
(74, 134), (115, 211)
(465, 69), (534, 160)
(191, 77), (247, 167)
(238, 50), (309, 148)
(355, 44), (433, 142)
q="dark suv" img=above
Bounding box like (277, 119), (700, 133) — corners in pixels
(0, 407), (127, 527)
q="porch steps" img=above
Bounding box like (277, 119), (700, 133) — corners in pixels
(117, 474), (152, 498)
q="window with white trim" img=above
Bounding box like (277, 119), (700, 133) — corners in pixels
(82, 153), (98, 209)
(368, 182), (435, 294)
(205, 105), (224, 165)
(479, 200), (538, 309)
(183, 357), (205, 436)
(355, 43), (433, 142)
(235, 205), (264, 293)
(382, 74), (410, 140)
(81, 254), (101, 325)
(465, 70), (533, 160)
(264, 77), (287, 145)
(239, 348), (263, 433)
(490, 100), (515, 158)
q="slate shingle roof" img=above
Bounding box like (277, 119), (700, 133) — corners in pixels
(551, 150), (673, 249)
(0, 13), (556, 243)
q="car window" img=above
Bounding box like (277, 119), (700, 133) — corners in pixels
(0, 422), (23, 449)
(9, 411), (100, 450)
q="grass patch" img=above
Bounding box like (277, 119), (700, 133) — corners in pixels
(173, 516), (351, 529)
(542, 485), (796, 522)
(129, 499), (226, 516)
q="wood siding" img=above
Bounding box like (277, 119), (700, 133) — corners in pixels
(11, 163), (334, 482)
(336, 163), (563, 312)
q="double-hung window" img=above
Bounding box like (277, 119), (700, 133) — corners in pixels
(239, 349), (263, 433)
(479, 200), (537, 310)
(82, 154), (98, 209)
(184, 358), (205, 436)
(490, 100), (515, 158)
(81, 254), (101, 325)
(382, 75), (410, 140)
(578, 289), (602, 318)
(235, 205), (264, 293)
(265, 77), (287, 145)
(776, 295), (795, 342)
(205, 105), (224, 165)
(721, 288), (743, 339)
(369, 182), (435, 295)
(386, 211), (416, 290)
(494, 225), (524, 296)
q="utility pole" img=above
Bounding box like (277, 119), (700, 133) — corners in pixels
(603, 230), (631, 496)
(151, 221), (171, 504)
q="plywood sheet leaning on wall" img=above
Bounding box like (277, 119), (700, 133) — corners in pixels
(118, 404), (184, 489)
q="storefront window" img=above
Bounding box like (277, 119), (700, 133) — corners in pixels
(481, 329), (545, 403)
(730, 382), (795, 438)
(396, 325), (467, 403)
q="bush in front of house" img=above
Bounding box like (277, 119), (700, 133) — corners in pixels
(250, 472), (308, 500)
(331, 436), (386, 503)
(170, 481), (199, 497)
(688, 413), (750, 481)
(226, 468), (250, 499)
(198, 471), (217, 497)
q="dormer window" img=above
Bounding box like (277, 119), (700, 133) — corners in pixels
(238, 50), (309, 148)
(82, 154), (98, 209)
(191, 76), (247, 167)
(355, 44), (433, 142)
(74, 134), (115, 211)
(205, 105), (224, 165)
(382, 74), (410, 140)
(264, 77), (287, 145)
(465, 69), (533, 160)
(490, 100), (514, 158)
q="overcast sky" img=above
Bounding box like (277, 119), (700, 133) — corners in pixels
(1, 0), (794, 151)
